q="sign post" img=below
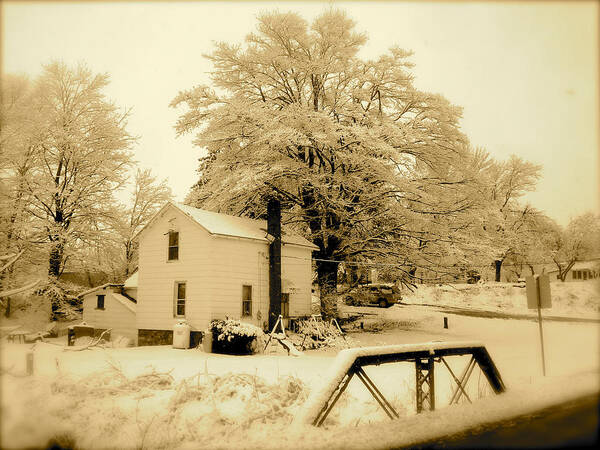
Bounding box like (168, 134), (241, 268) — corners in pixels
(526, 274), (552, 376)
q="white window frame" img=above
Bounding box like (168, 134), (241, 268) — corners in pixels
(242, 284), (252, 317)
(174, 281), (186, 317)
(168, 231), (179, 261)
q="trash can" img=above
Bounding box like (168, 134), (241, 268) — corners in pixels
(202, 331), (212, 353)
(173, 320), (191, 349)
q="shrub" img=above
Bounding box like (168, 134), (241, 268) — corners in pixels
(209, 319), (263, 355)
(294, 318), (349, 349)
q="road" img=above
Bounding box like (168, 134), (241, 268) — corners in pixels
(405, 394), (599, 449)
(341, 302), (600, 324)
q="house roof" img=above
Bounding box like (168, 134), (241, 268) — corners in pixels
(112, 293), (136, 313)
(138, 202), (318, 250)
(124, 272), (138, 288)
(79, 284), (137, 307)
(78, 283), (123, 298)
(567, 261), (599, 271)
(546, 260), (600, 273)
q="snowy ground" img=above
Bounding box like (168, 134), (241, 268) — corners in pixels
(1, 281), (599, 449)
(400, 279), (600, 320)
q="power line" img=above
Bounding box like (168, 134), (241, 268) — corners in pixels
(280, 254), (561, 269)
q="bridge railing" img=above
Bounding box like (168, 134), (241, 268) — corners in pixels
(294, 341), (506, 427)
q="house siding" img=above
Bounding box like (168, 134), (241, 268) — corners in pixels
(205, 239), (314, 328)
(137, 206), (212, 332)
(282, 244), (313, 317)
(82, 290), (137, 343)
(204, 237), (270, 328)
(136, 203), (315, 339)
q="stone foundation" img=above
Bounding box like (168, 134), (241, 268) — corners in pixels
(137, 329), (204, 347)
(138, 329), (173, 346)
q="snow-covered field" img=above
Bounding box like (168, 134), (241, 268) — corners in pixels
(402, 279), (600, 319)
(1, 281), (599, 449)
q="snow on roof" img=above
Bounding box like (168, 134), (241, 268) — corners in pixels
(79, 285), (137, 308)
(172, 202), (318, 249)
(78, 283), (122, 298)
(111, 293), (136, 313)
(546, 260), (600, 273)
(571, 261), (600, 270)
(124, 272), (138, 288)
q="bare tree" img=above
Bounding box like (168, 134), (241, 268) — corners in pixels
(550, 213), (600, 281)
(22, 62), (135, 280)
(172, 9), (478, 306)
(114, 168), (173, 277)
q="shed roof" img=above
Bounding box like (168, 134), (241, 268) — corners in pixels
(112, 293), (136, 313)
(78, 285), (137, 311)
(124, 272), (138, 288)
(140, 202), (317, 250)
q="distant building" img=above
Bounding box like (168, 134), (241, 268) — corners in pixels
(547, 258), (600, 282)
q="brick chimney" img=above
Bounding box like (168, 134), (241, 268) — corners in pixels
(267, 199), (282, 330)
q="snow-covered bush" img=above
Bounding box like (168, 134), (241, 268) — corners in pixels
(295, 318), (349, 349)
(209, 319), (263, 355)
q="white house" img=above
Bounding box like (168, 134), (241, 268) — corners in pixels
(135, 202), (318, 346)
(81, 282), (137, 343)
(547, 259), (600, 282)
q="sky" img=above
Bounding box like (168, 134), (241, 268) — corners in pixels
(2, 0), (598, 226)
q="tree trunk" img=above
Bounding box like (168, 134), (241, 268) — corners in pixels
(300, 185), (341, 318)
(48, 240), (65, 319)
(494, 259), (503, 282)
(125, 240), (134, 278)
(316, 259), (339, 319)
(559, 269), (568, 282)
(48, 241), (64, 278)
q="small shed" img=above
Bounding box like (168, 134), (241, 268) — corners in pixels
(81, 283), (137, 344)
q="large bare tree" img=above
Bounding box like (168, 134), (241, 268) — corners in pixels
(2, 63), (136, 316)
(24, 62), (135, 279)
(172, 10), (488, 307)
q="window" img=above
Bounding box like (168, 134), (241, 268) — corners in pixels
(242, 285), (252, 317)
(168, 231), (179, 261)
(281, 293), (290, 318)
(96, 294), (105, 309)
(175, 282), (186, 316)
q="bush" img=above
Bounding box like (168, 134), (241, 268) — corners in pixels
(209, 319), (263, 355)
(294, 318), (349, 349)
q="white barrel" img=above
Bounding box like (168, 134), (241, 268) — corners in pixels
(173, 320), (191, 349)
